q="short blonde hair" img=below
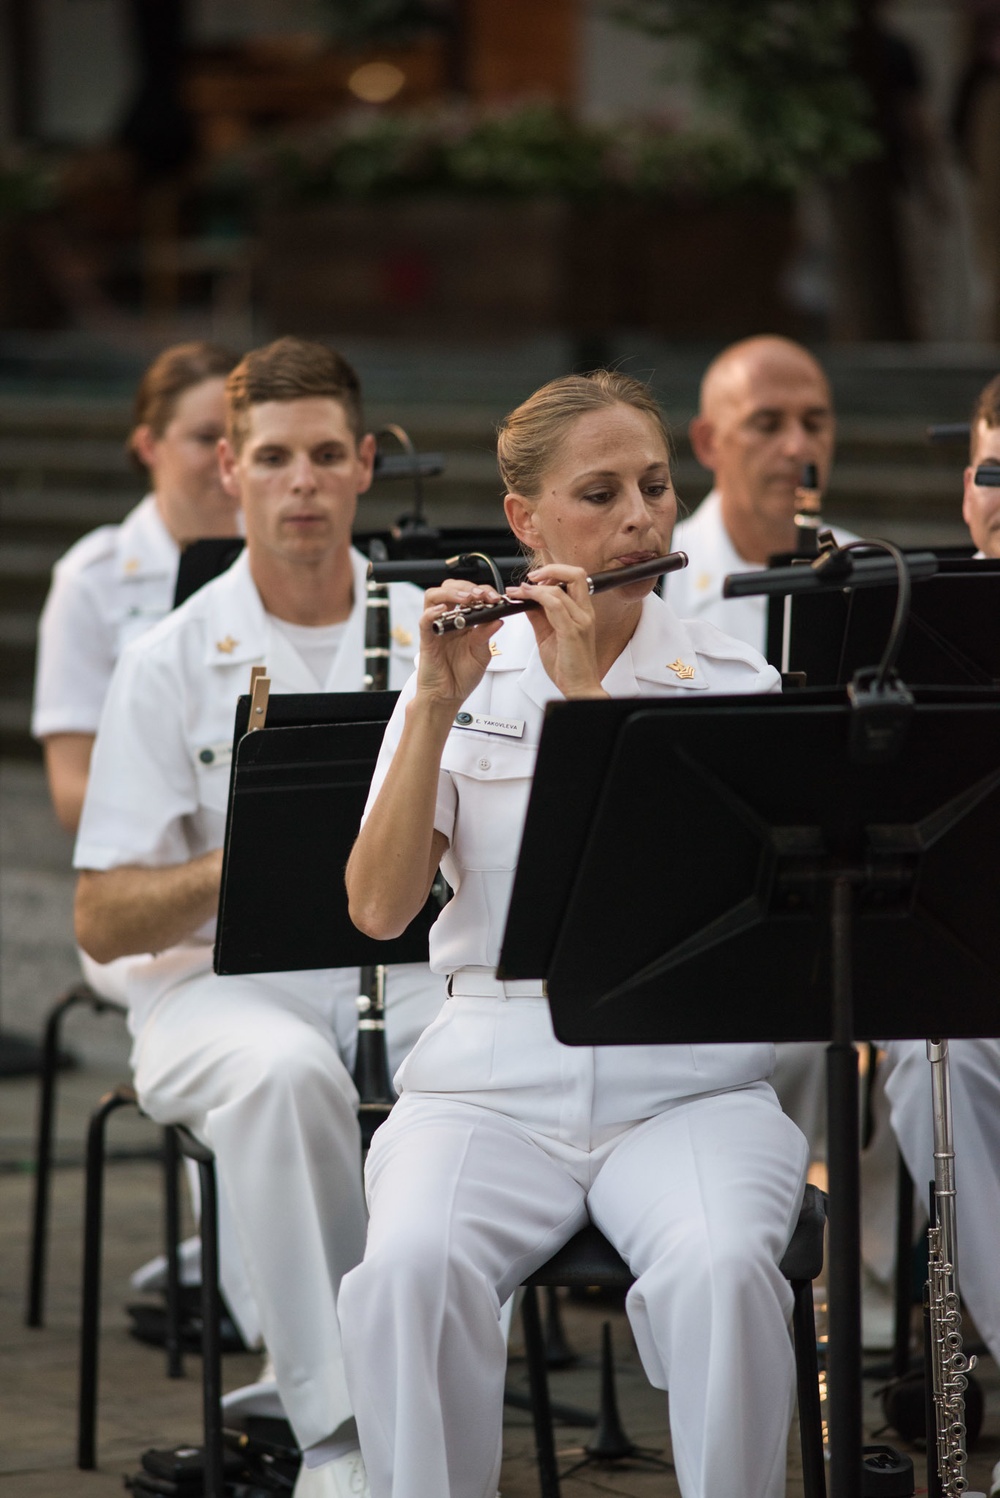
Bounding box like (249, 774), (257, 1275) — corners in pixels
(497, 370), (671, 499)
(225, 337), (364, 452)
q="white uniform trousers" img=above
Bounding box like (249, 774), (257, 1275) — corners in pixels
(882, 1038), (1000, 1365)
(78, 946), (263, 1344)
(339, 1080), (808, 1498)
(133, 964), (444, 1452)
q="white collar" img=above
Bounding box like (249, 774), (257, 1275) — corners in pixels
(199, 545), (368, 678)
(114, 494), (179, 582)
(488, 592), (709, 708)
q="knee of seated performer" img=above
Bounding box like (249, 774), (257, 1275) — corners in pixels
(350, 1220), (495, 1313)
(636, 1232), (782, 1308)
(211, 1028), (358, 1122)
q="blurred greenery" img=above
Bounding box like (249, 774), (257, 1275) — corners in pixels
(228, 101), (788, 206)
(0, 152), (57, 219)
(321, 0), (451, 47)
(613, 0), (879, 187)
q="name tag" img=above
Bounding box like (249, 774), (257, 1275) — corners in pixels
(453, 711), (525, 739)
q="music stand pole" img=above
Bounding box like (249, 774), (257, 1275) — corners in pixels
(828, 874), (862, 1498)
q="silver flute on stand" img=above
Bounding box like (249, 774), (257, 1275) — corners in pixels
(925, 1038), (977, 1498)
(353, 542), (395, 1119)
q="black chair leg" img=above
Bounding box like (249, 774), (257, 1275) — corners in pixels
(892, 1152), (915, 1379)
(26, 984), (99, 1327)
(163, 1126), (184, 1379)
(195, 1152), (225, 1498)
(78, 1083), (138, 1470)
(792, 1278), (827, 1498)
(521, 1283), (562, 1498)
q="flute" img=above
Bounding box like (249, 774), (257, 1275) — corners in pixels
(431, 551), (688, 634)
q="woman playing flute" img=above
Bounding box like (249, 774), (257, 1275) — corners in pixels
(341, 371), (809, 1498)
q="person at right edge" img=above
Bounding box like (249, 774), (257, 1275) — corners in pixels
(340, 370), (809, 1498)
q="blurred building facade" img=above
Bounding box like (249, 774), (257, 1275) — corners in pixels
(0, 0), (997, 342)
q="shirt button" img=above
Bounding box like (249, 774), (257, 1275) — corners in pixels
(199, 748), (214, 764)
(478, 756), (491, 771)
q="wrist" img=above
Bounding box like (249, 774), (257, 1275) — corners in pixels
(408, 690), (462, 734)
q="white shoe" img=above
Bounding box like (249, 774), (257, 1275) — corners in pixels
(130, 1235), (202, 1291)
(989, 1456), (1000, 1497)
(221, 1353), (283, 1426)
(861, 1267), (895, 1352)
(293, 1448), (370, 1497)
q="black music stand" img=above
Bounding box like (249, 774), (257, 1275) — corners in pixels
(498, 688), (1000, 1498)
(173, 525), (522, 610)
(214, 690), (437, 975)
(773, 558), (1000, 688)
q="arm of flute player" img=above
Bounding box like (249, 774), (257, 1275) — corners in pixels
(75, 850), (224, 964)
(347, 581), (502, 940)
(346, 701), (452, 941)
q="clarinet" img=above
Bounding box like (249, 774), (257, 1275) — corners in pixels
(353, 543), (395, 1127)
(925, 1039), (977, 1498)
(793, 462), (823, 556)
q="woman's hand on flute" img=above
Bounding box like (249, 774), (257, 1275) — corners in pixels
(416, 580), (505, 714)
(506, 564), (608, 700)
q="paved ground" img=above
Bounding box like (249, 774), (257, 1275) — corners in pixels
(3, 754), (999, 1496)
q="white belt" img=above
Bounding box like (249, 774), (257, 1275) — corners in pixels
(447, 967), (546, 1001)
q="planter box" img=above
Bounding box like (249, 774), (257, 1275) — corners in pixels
(259, 194), (798, 340)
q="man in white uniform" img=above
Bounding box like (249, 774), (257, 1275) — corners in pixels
(665, 337), (901, 1310)
(74, 338), (443, 1498)
(884, 373), (1000, 1385)
(668, 334), (848, 659)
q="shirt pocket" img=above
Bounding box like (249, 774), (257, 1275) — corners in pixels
(192, 739), (233, 816)
(441, 734), (535, 873)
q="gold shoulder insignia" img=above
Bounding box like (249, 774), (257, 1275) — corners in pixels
(216, 635), (239, 655)
(391, 625), (413, 648)
(667, 658), (696, 680)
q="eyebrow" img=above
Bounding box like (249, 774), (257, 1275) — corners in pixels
(750, 403), (832, 419)
(574, 460), (670, 480)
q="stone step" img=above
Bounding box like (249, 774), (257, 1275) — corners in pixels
(4, 341), (993, 759)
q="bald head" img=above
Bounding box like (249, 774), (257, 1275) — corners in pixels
(690, 336), (835, 563)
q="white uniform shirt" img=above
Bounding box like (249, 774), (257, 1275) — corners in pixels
(366, 593), (782, 1115)
(74, 546), (423, 1034)
(32, 494), (180, 738)
(668, 489), (855, 654)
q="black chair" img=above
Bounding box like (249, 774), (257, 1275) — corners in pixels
(75, 1082), (391, 1495)
(25, 981), (126, 1327)
(519, 1182), (829, 1498)
(76, 1085), (227, 1496)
